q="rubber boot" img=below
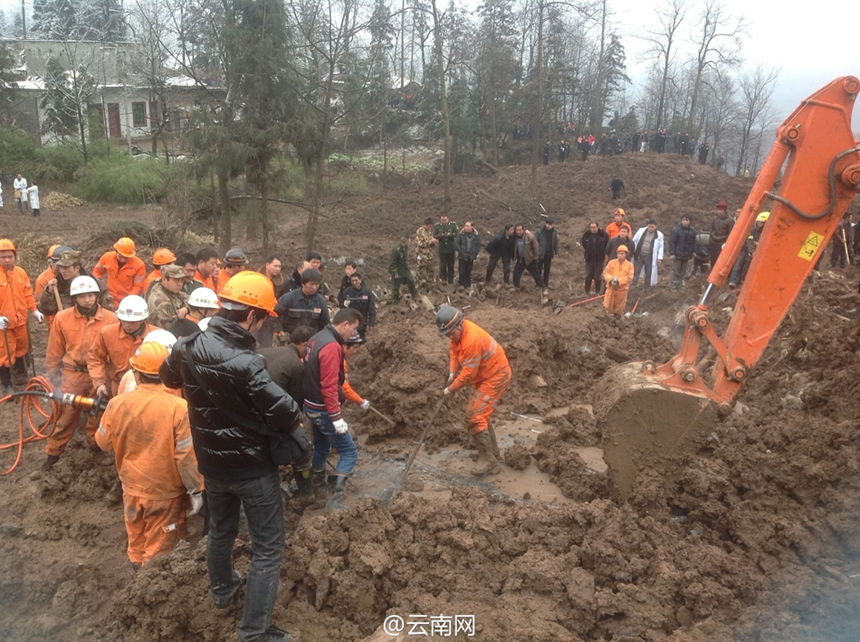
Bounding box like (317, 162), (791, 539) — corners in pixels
(43, 454), (60, 471)
(290, 469), (315, 512)
(11, 358), (28, 388)
(487, 425), (501, 459)
(325, 475), (349, 510)
(472, 431), (501, 476)
(0, 366), (12, 396)
(311, 469), (328, 508)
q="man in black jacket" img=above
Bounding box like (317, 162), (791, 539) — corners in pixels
(160, 271), (309, 642)
(260, 325), (314, 410)
(337, 272), (376, 338)
(274, 269), (330, 339)
(536, 219), (559, 287)
(668, 215), (697, 290)
(484, 224), (514, 285)
(581, 222), (609, 294)
(454, 221), (481, 289)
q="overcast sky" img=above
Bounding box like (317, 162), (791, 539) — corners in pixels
(609, 0), (860, 134)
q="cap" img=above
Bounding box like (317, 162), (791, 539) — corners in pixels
(57, 251), (82, 267)
(716, 200), (728, 210)
(160, 264), (186, 279)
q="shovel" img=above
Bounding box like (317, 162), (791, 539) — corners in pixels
(380, 396), (447, 505)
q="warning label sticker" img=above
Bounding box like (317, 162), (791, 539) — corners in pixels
(798, 231), (825, 261)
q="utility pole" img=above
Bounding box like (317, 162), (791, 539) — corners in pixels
(21, 0), (27, 39)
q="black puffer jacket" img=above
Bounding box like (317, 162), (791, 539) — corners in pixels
(669, 223), (697, 260)
(160, 315), (308, 482)
(581, 228), (609, 261)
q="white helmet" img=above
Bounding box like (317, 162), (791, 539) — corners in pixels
(187, 287), (220, 310)
(69, 276), (100, 297)
(116, 295), (149, 321)
(142, 328), (177, 352)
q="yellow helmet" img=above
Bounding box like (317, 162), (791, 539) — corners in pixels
(756, 211), (770, 223)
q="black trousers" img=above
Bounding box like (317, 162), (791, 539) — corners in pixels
(485, 253), (511, 284)
(584, 259), (604, 292)
(458, 259), (474, 288)
(513, 259), (544, 289)
(538, 256), (553, 286)
(439, 253), (455, 284)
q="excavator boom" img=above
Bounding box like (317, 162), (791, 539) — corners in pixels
(598, 77), (860, 498)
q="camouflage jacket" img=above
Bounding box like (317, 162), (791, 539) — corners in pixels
(415, 226), (435, 253)
(146, 283), (188, 329)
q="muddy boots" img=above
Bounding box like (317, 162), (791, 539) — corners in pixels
(326, 475), (349, 510)
(11, 358), (28, 389)
(311, 469), (329, 508)
(290, 469), (315, 512)
(0, 366), (12, 397)
(486, 425), (501, 459)
(473, 431), (502, 476)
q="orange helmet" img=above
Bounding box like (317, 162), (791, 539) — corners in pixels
(47, 244), (62, 259)
(613, 208), (626, 217)
(129, 342), (169, 375)
(219, 271), (277, 317)
(0, 239), (18, 252)
(153, 248), (176, 266)
(114, 237), (136, 258)
(617, 245), (629, 254)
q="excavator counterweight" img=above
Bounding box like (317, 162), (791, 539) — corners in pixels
(598, 76), (860, 499)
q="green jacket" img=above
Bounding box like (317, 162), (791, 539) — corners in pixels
(433, 221), (459, 255)
(389, 243), (410, 277)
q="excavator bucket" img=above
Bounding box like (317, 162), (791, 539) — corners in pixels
(594, 362), (718, 499)
(593, 76), (860, 500)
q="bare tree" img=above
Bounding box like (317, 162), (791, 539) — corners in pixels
(639, 0), (686, 131)
(685, 0), (744, 133)
(734, 64), (778, 176)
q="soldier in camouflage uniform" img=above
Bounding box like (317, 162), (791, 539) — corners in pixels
(389, 236), (418, 304)
(145, 264), (189, 329)
(414, 217), (438, 289)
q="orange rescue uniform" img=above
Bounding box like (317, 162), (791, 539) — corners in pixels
(96, 382), (203, 565)
(45, 305), (118, 455)
(448, 319), (512, 436)
(141, 269), (162, 296)
(216, 269), (231, 294)
(87, 321), (157, 396)
(342, 360), (364, 405)
(92, 251), (146, 302)
(606, 220), (633, 239)
(0, 265), (38, 368)
(194, 270), (217, 293)
(602, 258), (635, 316)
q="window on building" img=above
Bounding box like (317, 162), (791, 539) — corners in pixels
(132, 102), (147, 128)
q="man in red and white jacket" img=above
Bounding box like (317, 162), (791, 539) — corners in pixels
(302, 307), (363, 509)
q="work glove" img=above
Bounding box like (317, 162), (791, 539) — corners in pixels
(360, 399), (371, 411)
(0, 316), (7, 330)
(31, 310), (44, 323)
(333, 418), (349, 435)
(442, 387), (451, 396)
(187, 491), (203, 516)
(611, 278), (619, 286)
(446, 372), (456, 386)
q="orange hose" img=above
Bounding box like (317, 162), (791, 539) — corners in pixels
(0, 376), (62, 476)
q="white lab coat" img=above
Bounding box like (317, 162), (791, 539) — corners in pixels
(13, 177), (28, 201)
(27, 185), (39, 210)
(632, 226), (664, 286)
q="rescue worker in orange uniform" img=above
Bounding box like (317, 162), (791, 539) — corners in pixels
(116, 329), (177, 396)
(342, 330), (371, 411)
(194, 248), (219, 292)
(438, 306), (511, 475)
(0, 239), (44, 393)
(606, 208), (634, 239)
(88, 295), (156, 398)
(217, 247), (250, 293)
(96, 342), (204, 568)
(142, 248), (176, 296)
(92, 237), (146, 302)
(44, 276), (118, 469)
(603, 245), (635, 317)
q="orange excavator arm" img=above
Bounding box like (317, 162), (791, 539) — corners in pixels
(649, 76), (860, 406)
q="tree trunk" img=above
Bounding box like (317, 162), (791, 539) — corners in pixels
(261, 174), (270, 252)
(529, 0), (543, 193)
(490, 90), (498, 165)
(218, 170), (232, 254)
(305, 64), (334, 251)
(210, 172), (219, 243)
(430, 0), (451, 209)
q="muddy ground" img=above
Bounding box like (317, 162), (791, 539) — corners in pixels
(1, 152), (859, 641)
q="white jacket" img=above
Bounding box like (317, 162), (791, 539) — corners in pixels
(632, 226), (664, 286)
(27, 185), (39, 209)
